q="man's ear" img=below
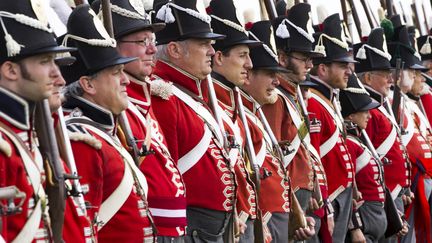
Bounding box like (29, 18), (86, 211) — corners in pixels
(166, 41), (183, 60)
(363, 72), (372, 86)
(213, 51), (224, 67)
(79, 76), (97, 95)
(0, 61), (20, 81)
(278, 51), (288, 67)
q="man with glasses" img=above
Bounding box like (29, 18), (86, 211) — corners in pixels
(306, 13), (356, 242)
(354, 27), (409, 242)
(261, 3), (325, 242)
(91, 0), (187, 241)
(150, 0), (237, 242)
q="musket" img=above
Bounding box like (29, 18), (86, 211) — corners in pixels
(360, 0), (376, 28)
(100, 0), (142, 166)
(256, 107), (306, 240)
(55, 106), (86, 212)
(391, 59), (403, 121)
(386, 0), (393, 17)
(262, 0), (277, 20)
(206, 75), (240, 242)
(346, 0), (362, 38)
(34, 99), (66, 243)
(235, 88), (266, 243)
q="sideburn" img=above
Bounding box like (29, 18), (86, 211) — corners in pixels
(18, 61), (34, 81)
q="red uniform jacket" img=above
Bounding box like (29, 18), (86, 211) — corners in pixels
(151, 61), (235, 212)
(0, 87), (50, 242)
(125, 74), (187, 237)
(307, 77), (354, 201)
(240, 91), (290, 214)
(63, 95), (153, 242)
(365, 86), (409, 192)
(346, 135), (385, 202)
(262, 78), (315, 192)
(420, 88), (432, 126)
(212, 72), (257, 220)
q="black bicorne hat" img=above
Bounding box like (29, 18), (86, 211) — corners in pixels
(353, 28), (392, 73)
(387, 22), (427, 71)
(339, 73), (380, 117)
(209, 0), (260, 51)
(61, 4), (136, 83)
(91, 0), (165, 40)
(153, 0), (225, 45)
(313, 13), (356, 63)
(417, 29), (432, 61)
(248, 20), (288, 73)
(275, 0), (287, 16)
(272, 3), (321, 57)
(0, 0), (74, 63)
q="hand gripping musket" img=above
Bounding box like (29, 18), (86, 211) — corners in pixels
(55, 106), (86, 212)
(34, 99), (66, 243)
(235, 87), (266, 243)
(256, 107), (307, 241)
(206, 74), (240, 242)
(391, 59), (403, 123)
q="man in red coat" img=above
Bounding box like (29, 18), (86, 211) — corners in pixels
(208, 0), (260, 241)
(261, 4), (326, 241)
(150, 0), (236, 241)
(60, 5), (155, 242)
(0, 0), (73, 241)
(91, 0), (188, 241)
(306, 13), (356, 242)
(242, 19), (316, 242)
(354, 26), (410, 242)
(49, 55), (94, 243)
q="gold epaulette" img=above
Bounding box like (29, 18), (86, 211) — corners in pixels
(150, 78), (173, 100)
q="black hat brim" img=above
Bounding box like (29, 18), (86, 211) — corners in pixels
(254, 65), (290, 73)
(332, 55), (358, 63)
(23, 45), (77, 57)
(117, 23), (166, 39)
(359, 99), (380, 111)
(179, 32), (226, 41)
(55, 56), (77, 66)
(409, 63), (429, 71)
(88, 56), (138, 74)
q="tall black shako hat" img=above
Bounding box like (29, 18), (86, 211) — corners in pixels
(312, 13), (355, 63)
(353, 28), (392, 72)
(91, 0), (165, 40)
(387, 14), (427, 71)
(153, 0), (225, 45)
(0, 0), (74, 63)
(61, 4), (136, 84)
(209, 0), (260, 51)
(272, 3), (322, 57)
(417, 28), (432, 61)
(339, 73), (380, 117)
(248, 20), (288, 73)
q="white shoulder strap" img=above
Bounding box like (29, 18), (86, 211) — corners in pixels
(0, 127), (44, 243)
(218, 106), (242, 167)
(177, 125), (212, 174)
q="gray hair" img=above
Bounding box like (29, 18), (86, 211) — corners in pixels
(154, 40), (190, 62)
(62, 71), (99, 100)
(356, 72), (366, 82)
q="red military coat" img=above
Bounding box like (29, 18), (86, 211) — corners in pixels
(420, 88), (432, 126)
(212, 73), (257, 220)
(262, 78), (315, 192)
(63, 95), (153, 242)
(365, 86), (409, 193)
(240, 90), (290, 215)
(0, 87), (50, 242)
(346, 135), (385, 202)
(307, 77), (354, 201)
(125, 74), (187, 237)
(151, 61), (235, 212)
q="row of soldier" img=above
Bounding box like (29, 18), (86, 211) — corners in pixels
(0, 0), (432, 242)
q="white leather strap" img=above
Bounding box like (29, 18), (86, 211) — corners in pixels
(171, 85), (224, 145)
(400, 108), (415, 147)
(319, 128), (340, 158)
(177, 125), (212, 174)
(310, 92), (343, 131)
(78, 123), (147, 231)
(148, 208), (186, 218)
(218, 106), (242, 167)
(11, 199), (42, 243)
